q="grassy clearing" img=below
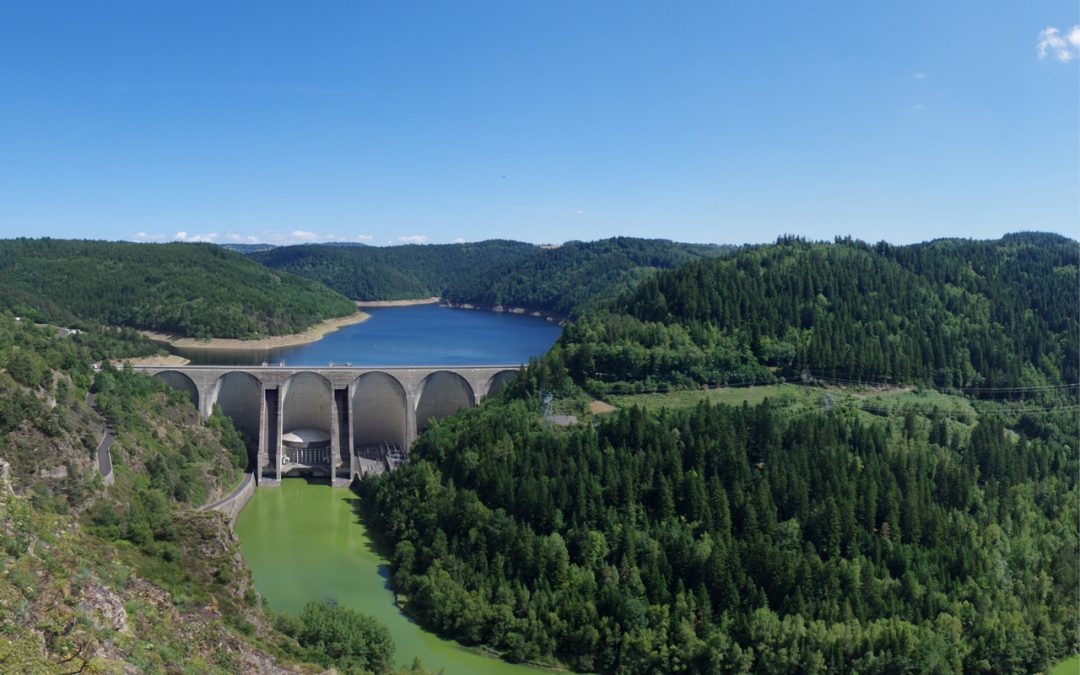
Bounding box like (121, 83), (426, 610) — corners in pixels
(606, 383), (976, 422)
(1051, 654), (1079, 675)
(606, 384), (814, 413)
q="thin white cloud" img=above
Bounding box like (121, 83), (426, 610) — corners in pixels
(258, 229), (376, 245)
(135, 229), (371, 246)
(452, 237), (466, 244)
(222, 233), (264, 244)
(913, 103), (927, 111)
(171, 231), (219, 243)
(1037, 26), (1079, 63)
(397, 234), (429, 244)
(913, 72), (926, 79)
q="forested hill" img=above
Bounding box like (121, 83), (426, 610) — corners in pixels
(253, 237), (729, 316)
(358, 231), (1079, 673)
(442, 237), (731, 317)
(251, 239), (536, 301)
(0, 239), (357, 339)
(557, 234), (1079, 391)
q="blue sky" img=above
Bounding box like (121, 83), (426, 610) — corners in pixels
(1, 2), (1076, 246)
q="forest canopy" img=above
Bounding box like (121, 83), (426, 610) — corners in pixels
(358, 233), (1080, 673)
(0, 239), (357, 339)
(556, 234), (1079, 392)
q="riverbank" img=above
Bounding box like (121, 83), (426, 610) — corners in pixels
(355, 296), (565, 324)
(355, 297), (439, 308)
(140, 311), (369, 351)
(236, 479), (544, 675)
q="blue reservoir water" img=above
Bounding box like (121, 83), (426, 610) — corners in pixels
(176, 304), (562, 366)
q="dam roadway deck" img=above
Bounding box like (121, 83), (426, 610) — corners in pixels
(131, 364), (522, 485)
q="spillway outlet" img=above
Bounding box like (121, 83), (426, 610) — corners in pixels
(281, 428), (331, 468)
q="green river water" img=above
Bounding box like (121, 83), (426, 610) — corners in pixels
(234, 478), (542, 675)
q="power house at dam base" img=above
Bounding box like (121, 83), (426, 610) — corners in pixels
(133, 365), (520, 485)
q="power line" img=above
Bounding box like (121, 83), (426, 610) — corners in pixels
(841, 401), (1080, 417)
(591, 374), (1079, 402)
(590, 374), (1079, 418)
(760, 397), (1079, 421)
(809, 373), (1079, 393)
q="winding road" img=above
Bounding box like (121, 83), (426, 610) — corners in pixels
(85, 392), (115, 485)
(201, 472), (254, 512)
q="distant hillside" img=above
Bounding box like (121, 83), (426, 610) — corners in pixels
(252, 240), (536, 301)
(443, 237), (733, 317)
(0, 239), (357, 339)
(218, 242), (277, 254)
(557, 233), (1079, 390)
(255, 237), (731, 317)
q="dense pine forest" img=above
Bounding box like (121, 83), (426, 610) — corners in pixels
(359, 234), (1080, 673)
(0, 239), (357, 339)
(556, 234), (1079, 392)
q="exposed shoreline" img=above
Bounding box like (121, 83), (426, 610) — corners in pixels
(118, 354), (192, 367)
(358, 296), (565, 324)
(354, 297), (440, 308)
(440, 300), (566, 325)
(139, 311), (370, 351)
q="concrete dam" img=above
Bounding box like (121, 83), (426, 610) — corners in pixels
(132, 365), (520, 485)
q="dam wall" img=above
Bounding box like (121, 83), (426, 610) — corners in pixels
(132, 365), (521, 485)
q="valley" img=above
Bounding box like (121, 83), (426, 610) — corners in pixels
(5, 7), (1077, 672)
(0, 233), (1076, 673)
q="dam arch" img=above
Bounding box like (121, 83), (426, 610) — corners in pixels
(154, 370), (199, 410)
(415, 371), (475, 434)
(282, 372), (333, 432)
(352, 372), (408, 450)
(211, 371), (262, 449)
(486, 369), (520, 398)
(281, 372), (333, 475)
